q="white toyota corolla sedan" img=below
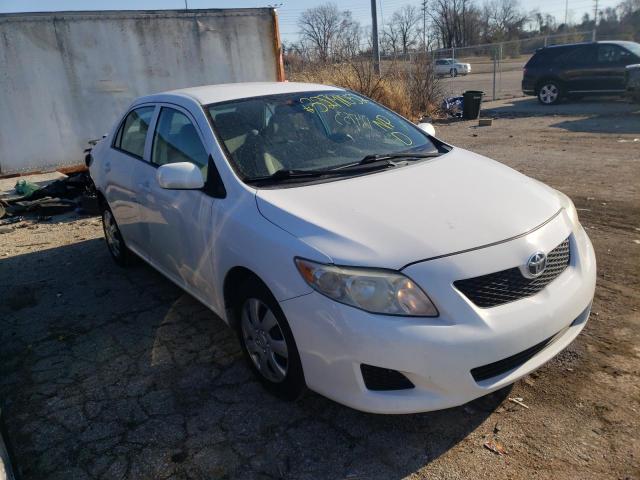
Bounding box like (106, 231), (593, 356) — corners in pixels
(88, 82), (596, 414)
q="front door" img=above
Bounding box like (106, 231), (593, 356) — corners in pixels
(593, 43), (635, 91)
(142, 105), (217, 302)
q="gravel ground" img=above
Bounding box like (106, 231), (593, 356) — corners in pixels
(1, 100), (639, 479)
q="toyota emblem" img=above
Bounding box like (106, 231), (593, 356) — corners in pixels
(525, 251), (547, 278)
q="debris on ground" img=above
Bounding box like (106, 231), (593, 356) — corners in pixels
(509, 397), (530, 409)
(0, 171), (98, 220)
(0, 216), (23, 226)
(484, 439), (507, 455)
(478, 118), (493, 127)
(14, 179), (41, 197)
(441, 96), (464, 118)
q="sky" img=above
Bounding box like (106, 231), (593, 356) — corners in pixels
(0, 0), (622, 43)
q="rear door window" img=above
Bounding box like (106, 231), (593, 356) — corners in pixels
(559, 45), (595, 66)
(115, 106), (155, 158)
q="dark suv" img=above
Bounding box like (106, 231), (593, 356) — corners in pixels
(522, 41), (640, 105)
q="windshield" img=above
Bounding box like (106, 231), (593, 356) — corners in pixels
(623, 41), (640, 58)
(207, 90), (439, 182)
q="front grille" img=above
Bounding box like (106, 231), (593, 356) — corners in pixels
(454, 238), (570, 308)
(360, 364), (415, 391)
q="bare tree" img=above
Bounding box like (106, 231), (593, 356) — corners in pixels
(333, 11), (362, 59)
(389, 5), (421, 55)
(481, 0), (527, 41)
(429, 0), (481, 48)
(298, 3), (342, 62)
(298, 3), (364, 62)
(381, 22), (401, 56)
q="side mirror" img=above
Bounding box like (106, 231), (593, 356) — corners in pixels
(156, 162), (204, 190)
(417, 122), (436, 136)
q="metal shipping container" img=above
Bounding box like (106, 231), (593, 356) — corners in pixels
(0, 8), (285, 175)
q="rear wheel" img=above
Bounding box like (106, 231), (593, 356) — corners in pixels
(236, 278), (305, 400)
(101, 204), (131, 266)
(537, 81), (562, 105)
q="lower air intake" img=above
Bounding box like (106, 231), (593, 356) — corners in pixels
(360, 364), (415, 391)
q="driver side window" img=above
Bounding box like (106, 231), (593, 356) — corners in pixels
(152, 107), (208, 178)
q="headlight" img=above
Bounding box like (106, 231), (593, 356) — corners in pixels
(556, 190), (579, 227)
(295, 258), (438, 317)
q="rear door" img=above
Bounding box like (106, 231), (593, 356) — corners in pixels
(103, 105), (156, 251)
(560, 44), (597, 92)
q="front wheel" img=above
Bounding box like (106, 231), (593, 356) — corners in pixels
(101, 204), (131, 266)
(537, 81), (562, 105)
(236, 278), (305, 400)
(450, 68), (458, 77)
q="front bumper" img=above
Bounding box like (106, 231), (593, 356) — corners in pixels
(280, 210), (596, 414)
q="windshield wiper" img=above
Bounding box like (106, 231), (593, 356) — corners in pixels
(328, 152), (442, 171)
(246, 163), (396, 185)
(247, 169), (326, 183)
(358, 152), (442, 165)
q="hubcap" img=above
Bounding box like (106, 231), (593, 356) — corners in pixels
(539, 84), (558, 104)
(103, 210), (121, 257)
(240, 298), (289, 383)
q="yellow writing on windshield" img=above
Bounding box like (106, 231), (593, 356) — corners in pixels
(334, 111), (372, 130)
(299, 93), (369, 113)
(372, 115), (393, 131)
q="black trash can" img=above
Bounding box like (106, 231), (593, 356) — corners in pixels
(462, 90), (484, 120)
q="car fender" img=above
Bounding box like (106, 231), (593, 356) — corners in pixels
(210, 191), (330, 323)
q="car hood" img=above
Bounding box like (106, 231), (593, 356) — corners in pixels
(255, 148), (561, 270)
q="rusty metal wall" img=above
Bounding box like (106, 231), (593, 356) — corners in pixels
(0, 9), (280, 175)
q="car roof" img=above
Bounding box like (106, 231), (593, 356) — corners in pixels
(541, 40), (636, 51)
(135, 82), (343, 106)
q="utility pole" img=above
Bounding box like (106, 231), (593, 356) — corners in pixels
(371, 0), (381, 74)
(422, 0), (427, 53)
(592, 0), (598, 41)
(564, 0), (568, 26)
(184, 0), (188, 10)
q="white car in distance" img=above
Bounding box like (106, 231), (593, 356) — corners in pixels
(89, 82), (596, 414)
(435, 58), (471, 77)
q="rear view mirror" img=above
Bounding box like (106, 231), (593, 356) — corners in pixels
(417, 122), (436, 136)
(156, 162), (204, 190)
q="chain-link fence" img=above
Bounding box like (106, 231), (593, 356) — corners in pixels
(379, 30), (632, 102)
(284, 29), (635, 115)
(433, 31), (595, 101)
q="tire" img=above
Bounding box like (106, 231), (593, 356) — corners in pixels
(235, 277), (305, 400)
(537, 80), (563, 105)
(450, 68), (458, 78)
(101, 203), (131, 266)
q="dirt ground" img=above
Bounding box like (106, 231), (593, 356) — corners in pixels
(1, 99), (639, 479)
